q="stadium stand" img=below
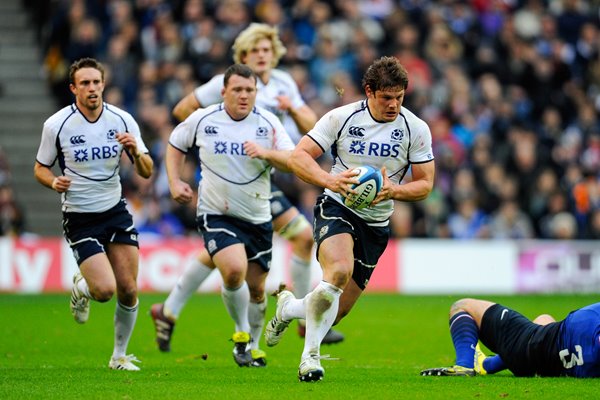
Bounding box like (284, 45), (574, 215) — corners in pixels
(0, 0), (59, 236)
(9, 0), (600, 240)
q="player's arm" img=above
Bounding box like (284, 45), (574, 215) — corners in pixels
(243, 141), (291, 172)
(288, 104), (317, 134)
(172, 92), (202, 122)
(288, 136), (359, 198)
(116, 132), (153, 179)
(165, 144), (194, 204)
(131, 151), (153, 179)
(276, 95), (317, 134)
(33, 161), (71, 193)
(374, 161), (435, 204)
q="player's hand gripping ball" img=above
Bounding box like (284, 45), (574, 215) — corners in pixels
(343, 166), (383, 210)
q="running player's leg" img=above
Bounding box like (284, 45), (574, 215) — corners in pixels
(164, 250), (215, 319)
(107, 242), (141, 370)
(299, 233), (351, 381)
(272, 196), (344, 344)
(150, 250), (215, 352)
(246, 262), (268, 366)
(213, 243), (253, 366)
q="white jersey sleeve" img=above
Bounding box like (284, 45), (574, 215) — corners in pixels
(169, 114), (198, 153)
(36, 115), (62, 167)
(193, 74), (224, 107)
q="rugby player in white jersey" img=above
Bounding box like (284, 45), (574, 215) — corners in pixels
(264, 56), (436, 382)
(150, 23), (344, 354)
(34, 57), (154, 371)
(165, 63), (294, 367)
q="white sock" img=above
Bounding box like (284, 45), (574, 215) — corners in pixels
(302, 281), (342, 359)
(281, 297), (306, 321)
(290, 255), (312, 298)
(164, 260), (213, 319)
(248, 297), (267, 350)
(112, 299), (139, 359)
(76, 277), (91, 299)
(221, 282), (250, 333)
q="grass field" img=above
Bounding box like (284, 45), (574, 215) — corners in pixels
(2, 293), (600, 399)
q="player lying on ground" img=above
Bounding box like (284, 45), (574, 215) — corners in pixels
(421, 298), (600, 377)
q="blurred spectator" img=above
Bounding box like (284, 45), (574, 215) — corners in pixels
(447, 197), (490, 239)
(0, 146), (25, 236)
(489, 200), (535, 239)
(136, 197), (185, 240)
(547, 211), (578, 240)
(0, 185), (26, 237)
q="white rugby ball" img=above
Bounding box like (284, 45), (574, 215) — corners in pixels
(343, 166), (383, 210)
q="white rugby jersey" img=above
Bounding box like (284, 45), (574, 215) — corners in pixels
(194, 69), (307, 143)
(36, 103), (149, 213)
(169, 103), (294, 224)
(308, 99), (434, 225)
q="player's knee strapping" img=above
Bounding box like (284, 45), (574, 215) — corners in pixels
(278, 214), (310, 240)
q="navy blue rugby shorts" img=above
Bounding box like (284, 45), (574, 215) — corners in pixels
(312, 194), (389, 290)
(197, 213), (273, 271)
(62, 198), (139, 265)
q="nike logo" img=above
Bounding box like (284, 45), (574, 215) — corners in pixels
(501, 309), (509, 320)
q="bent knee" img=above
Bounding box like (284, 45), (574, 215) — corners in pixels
(221, 269), (246, 287)
(248, 287), (265, 303)
(118, 284), (138, 303)
(92, 285), (115, 302)
(291, 231), (314, 256)
(533, 314), (555, 325)
(450, 298), (475, 316)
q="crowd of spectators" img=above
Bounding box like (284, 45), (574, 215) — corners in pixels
(0, 146), (26, 236)
(22, 0), (600, 241)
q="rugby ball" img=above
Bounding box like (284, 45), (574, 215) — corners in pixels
(343, 166), (383, 210)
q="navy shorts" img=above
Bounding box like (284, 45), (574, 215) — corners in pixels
(312, 194), (390, 290)
(62, 198), (139, 265)
(197, 214), (273, 271)
(270, 182), (294, 219)
(480, 304), (563, 377)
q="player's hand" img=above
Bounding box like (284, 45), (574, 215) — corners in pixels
(51, 176), (71, 193)
(371, 167), (391, 206)
(244, 141), (268, 160)
(327, 168), (360, 198)
(275, 95), (292, 111)
(116, 132), (140, 157)
(170, 180), (193, 204)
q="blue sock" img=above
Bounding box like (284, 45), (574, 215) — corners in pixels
(483, 354), (506, 374)
(449, 312), (478, 368)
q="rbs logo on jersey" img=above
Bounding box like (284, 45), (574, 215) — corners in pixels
(73, 145), (119, 162)
(213, 141), (258, 156)
(349, 140), (400, 157)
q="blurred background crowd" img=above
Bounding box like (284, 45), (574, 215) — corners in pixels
(14, 0), (600, 241)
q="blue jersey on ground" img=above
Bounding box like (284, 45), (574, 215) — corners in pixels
(559, 302), (600, 377)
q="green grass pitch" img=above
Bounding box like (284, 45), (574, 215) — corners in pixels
(2, 293), (600, 399)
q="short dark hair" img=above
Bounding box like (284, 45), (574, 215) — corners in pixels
(223, 64), (256, 87)
(362, 56), (409, 93)
(69, 57), (105, 84)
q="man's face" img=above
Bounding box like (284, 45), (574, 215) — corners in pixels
(366, 86), (405, 122)
(222, 74), (257, 119)
(70, 67), (104, 111)
(243, 38), (274, 76)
